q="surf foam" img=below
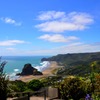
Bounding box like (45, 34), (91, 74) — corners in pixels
(34, 61), (50, 71)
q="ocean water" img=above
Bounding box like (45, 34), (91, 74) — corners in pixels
(1, 56), (50, 80)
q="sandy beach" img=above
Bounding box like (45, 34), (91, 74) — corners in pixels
(18, 61), (61, 82)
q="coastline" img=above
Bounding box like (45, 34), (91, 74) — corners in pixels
(18, 61), (62, 82)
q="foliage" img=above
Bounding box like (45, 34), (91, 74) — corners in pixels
(42, 52), (100, 76)
(42, 52), (100, 66)
(0, 56), (7, 74)
(93, 74), (100, 99)
(9, 80), (28, 92)
(0, 73), (9, 100)
(57, 64), (91, 76)
(0, 57), (9, 100)
(41, 76), (63, 87)
(28, 79), (43, 91)
(57, 60), (100, 76)
(58, 77), (91, 100)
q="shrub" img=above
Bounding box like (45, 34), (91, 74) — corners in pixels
(94, 74), (100, 99)
(58, 77), (91, 100)
(41, 76), (63, 87)
(10, 80), (27, 92)
(28, 79), (43, 91)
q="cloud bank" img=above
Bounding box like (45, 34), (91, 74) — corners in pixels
(0, 40), (26, 46)
(36, 11), (94, 33)
(28, 42), (100, 55)
(38, 34), (79, 42)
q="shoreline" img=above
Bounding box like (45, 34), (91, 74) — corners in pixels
(18, 61), (62, 82)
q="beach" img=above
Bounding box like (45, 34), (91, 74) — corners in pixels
(18, 61), (61, 82)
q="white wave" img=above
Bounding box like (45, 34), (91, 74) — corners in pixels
(14, 69), (19, 72)
(7, 68), (20, 81)
(34, 61), (50, 71)
(6, 72), (20, 81)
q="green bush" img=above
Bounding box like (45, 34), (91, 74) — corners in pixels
(9, 80), (28, 92)
(58, 77), (91, 100)
(28, 79), (43, 91)
(41, 76), (62, 87)
(93, 74), (100, 99)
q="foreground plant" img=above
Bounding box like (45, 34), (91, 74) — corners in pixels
(58, 77), (91, 100)
(0, 57), (9, 100)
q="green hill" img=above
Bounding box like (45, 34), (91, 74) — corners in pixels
(41, 52), (100, 76)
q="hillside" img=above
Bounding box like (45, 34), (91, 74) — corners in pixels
(41, 52), (100, 76)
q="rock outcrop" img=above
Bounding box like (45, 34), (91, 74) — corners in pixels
(21, 63), (43, 76)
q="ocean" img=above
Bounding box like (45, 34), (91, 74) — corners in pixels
(1, 56), (50, 80)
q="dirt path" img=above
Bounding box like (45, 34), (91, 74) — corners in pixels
(7, 96), (49, 100)
(30, 96), (49, 100)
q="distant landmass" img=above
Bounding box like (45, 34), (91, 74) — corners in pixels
(41, 52), (100, 76)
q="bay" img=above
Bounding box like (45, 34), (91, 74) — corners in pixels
(2, 56), (49, 74)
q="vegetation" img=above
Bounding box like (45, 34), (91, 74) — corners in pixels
(28, 79), (43, 91)
(41, 76), (63, 86)
(57, 60), (100, 76)
(57, 77), (91, 100)
(0, 73), (9, 100)
(6, 73), (100, 100)
(0, 57), (9, 100)
(42, 52), (100, 76)
(42, 52), (100, 66)
(9, 80), (28, 92)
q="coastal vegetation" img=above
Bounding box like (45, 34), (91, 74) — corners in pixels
(8, 73), (100, 99)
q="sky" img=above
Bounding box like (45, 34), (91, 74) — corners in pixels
(0, 0), (100, 56)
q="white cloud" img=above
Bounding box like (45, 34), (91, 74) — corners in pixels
(49, 42), (100, 54)
(28, 42), (100, 55)
(1, 17), (22, 26)
(37, 11), (66, 20)
(0, 40), (26, 46)
(19, 42), (100, 56)
(36, 21), (85, 32)
(6, 47), (16, 51)
(36, 11), (94, 33)
(38, 34), (78, 42)
(68, 12), (93, 24)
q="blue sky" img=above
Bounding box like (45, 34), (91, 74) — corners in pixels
(0, 0), (100, 56)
